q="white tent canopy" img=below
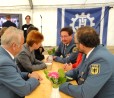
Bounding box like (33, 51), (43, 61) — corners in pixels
(0, 0), (114, 9)
(0, 0), (114, 46)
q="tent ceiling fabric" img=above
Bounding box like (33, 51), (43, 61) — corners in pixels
(0, 0), (114, 9)
(33, 0), (114, 5)
(0, 0), (29, 6)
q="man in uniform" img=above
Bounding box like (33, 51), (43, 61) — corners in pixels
(52, 27), (78, 64)
(0, 27), (42, 98)
(22, 15), (33, 43)
(59, 26), (114, 98)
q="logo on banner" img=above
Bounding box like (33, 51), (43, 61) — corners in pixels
(70, 13), (95, 32)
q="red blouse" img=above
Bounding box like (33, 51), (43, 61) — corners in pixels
(72, 53), (83, 68)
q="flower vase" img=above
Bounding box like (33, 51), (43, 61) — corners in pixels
(50, 87), (61, 98)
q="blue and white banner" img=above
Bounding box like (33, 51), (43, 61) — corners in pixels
(57, 7), (110, 45)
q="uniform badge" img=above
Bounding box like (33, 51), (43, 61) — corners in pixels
(90, 64), (100, 75)
(72, 47), (77, 53)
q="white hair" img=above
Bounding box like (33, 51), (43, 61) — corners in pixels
(1, 27), (23, 47)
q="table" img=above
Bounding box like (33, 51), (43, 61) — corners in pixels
(25, 61), (76, 98)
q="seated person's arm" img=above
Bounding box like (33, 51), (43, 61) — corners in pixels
(53, 52), (78, 64)
(17, 53), (46, 72)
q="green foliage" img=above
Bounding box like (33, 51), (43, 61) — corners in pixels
(44, 68), (67, 88)
(47, 47), (55, 55)
(44, 70), (49, 79)
(58, 68), (65, 78)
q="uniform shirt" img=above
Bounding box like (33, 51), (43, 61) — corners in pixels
(0, 46), (39, 98)
(53, 39), (78, 64)
(1, 45), (14, 60)
(86, 47), (94, 59)
(2, 20), (16, 27)
(60, 45), (114, 98)
(22, 24), (33, 43)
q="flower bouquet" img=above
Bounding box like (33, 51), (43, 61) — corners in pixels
(44, 68), (67, 88)
(44, 68), (67, 98)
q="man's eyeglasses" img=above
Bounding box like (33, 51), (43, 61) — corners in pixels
(60, 36), (69, 39)
(75, 42), (80, 44)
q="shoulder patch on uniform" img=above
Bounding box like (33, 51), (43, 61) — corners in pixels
(90, 64), (100, 75)
(72, 47), (77, 53)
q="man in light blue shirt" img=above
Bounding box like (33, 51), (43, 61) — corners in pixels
(0, 27), (42, 98)
(60, 26), (114, 98)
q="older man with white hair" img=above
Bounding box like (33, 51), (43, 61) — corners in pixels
(0, 27), (42, 98)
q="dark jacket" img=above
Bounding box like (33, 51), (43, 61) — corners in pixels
(34, 46), (45, 61)
(2, 20), (16, 27)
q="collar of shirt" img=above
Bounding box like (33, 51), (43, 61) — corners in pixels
(64, 44), (69, 46)
(1, 45), (14, 60)
(86, 48), (95, 59)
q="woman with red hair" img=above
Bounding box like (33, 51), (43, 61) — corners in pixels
(16, 30), (46, 72)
